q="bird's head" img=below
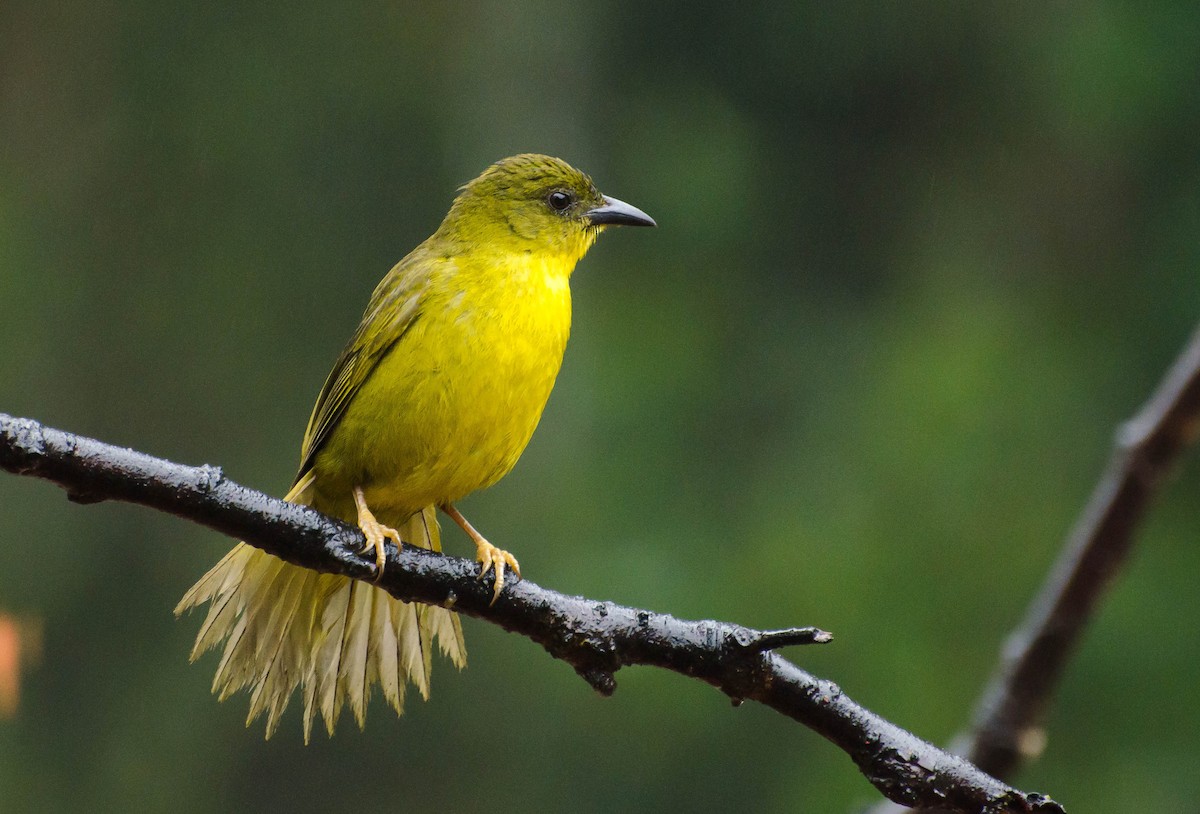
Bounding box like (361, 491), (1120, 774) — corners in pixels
(440, 154), (655, 263)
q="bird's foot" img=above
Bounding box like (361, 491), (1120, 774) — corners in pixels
(353, 487), (401, 578)
(474, 538), (521, 604)
(440, 502), (520, 604)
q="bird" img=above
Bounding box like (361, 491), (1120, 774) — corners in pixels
(175, 154), (655, 742)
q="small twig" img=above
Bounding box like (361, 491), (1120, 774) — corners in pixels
(735, 626), (835, 653)
(0, 413), (1063, 813)
(870, 323), (1200, 813)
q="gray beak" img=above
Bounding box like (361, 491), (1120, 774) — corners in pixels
(585, 195), (657, 227)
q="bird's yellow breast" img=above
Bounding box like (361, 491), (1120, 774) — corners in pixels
(310, 249), (574, 520)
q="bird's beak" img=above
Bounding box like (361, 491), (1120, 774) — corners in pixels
(585, 195), (657, 228)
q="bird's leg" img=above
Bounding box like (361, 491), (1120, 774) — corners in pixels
(439, 502), (520, 604)
(353, 486), (401, 578)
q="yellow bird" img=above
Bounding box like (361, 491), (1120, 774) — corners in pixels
(176, 154), (655, 742)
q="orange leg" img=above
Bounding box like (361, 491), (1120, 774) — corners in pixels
(440, 502), (520, 603)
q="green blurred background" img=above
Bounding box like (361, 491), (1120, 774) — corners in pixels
(3, 3), (1199, 811)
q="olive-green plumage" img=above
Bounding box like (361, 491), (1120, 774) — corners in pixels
(176, 154), (654, 741)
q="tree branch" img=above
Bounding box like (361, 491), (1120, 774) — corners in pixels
(964, 324), (1200, 776)
(0, 413), (1062, 813)
(870, 323), (1200, 813)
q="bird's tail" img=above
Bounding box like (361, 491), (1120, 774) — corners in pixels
(174, 486), (466, 743)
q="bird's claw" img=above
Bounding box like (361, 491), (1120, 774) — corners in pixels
(353, 487), (401, 579)
(359, 516), (401, 578)
(475, 540), (520, 604)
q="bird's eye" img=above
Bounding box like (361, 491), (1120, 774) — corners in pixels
(546, 190), (573, 212)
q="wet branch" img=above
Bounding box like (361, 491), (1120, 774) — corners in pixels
(0, 413), (1062, 813)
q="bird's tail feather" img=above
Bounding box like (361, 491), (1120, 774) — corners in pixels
(175, 492), (466, 743)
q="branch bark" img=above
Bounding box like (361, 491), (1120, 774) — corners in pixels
(0, 413), (1062, 813)
(870, 323), (1200, 813)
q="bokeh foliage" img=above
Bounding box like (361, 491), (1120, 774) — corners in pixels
(2, 3), (1199, 811)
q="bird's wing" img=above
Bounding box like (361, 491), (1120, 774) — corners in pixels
(293, 252), (431, 484)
